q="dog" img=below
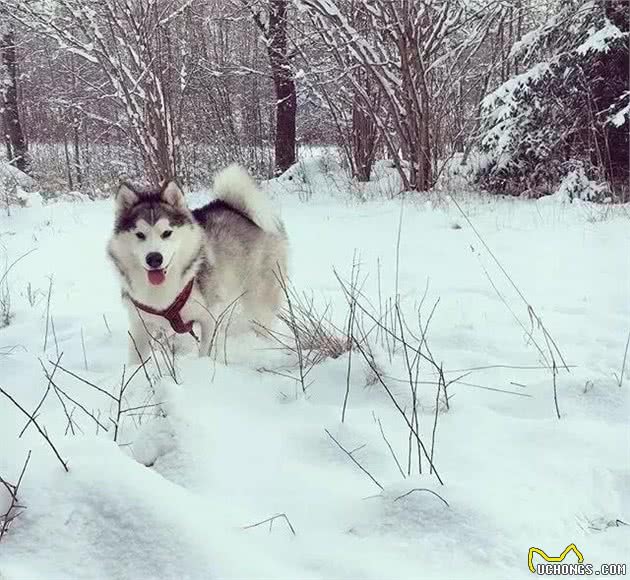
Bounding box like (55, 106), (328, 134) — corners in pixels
(107, 164), (288, 364)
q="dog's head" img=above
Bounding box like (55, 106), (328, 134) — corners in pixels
(111, 180), (198, 287)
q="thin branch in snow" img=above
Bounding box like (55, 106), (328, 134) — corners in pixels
(324, 428), (383, 491)
(243, 513), (297, 536)
(375, 414), (405, 479)
(614, 328), (630, 388)
(19, 352), (63, 438)
(80, 327), (89, 371)
(394, 487), (450, 508)
(43, 275), (54, 352)
(449, 194), (569, 372)
(0, 386), (69, 472)
(0, 450), (31, 543)
(102, 314), (112, 336)
(39, 359), (110, 433)
(48, 360), (117, 402)
(353, 338), (444, 486)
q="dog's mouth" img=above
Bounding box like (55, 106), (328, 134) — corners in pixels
(147, 268), (166, 286)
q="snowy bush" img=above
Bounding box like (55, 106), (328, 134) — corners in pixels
(554, 162), (612, 203)
(0, 161), (36, 213)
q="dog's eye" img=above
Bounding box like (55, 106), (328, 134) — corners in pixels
(161, 230), (173, 239)
(135, 232), (146, 240)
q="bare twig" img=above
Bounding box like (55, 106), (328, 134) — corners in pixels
(395, 302), (422, 475)
(376, 416), (405, 478)
(456, 202), (573, 413)
(353, 340), (444, 485)
(42, 358), (77, 436)
(456, 381), (533, 397)
(40, 360), (110, 432)
(552, 361), (560, 419)
(0, 450), (31, 542)
(394, 198), (404, 305)
(324, 428), (383, 490)
(120, 402), (163, 414)
(445, 364), (576, 373)
(0, 386), (68, 471)
(112, 364), (129, 442)
(43, 275), (54, 352)
(394, 487), (450, 508)
(134, 310), (178, 382)
(0, 344), (25, 356)
(0, 249), (36, 289)
(50, 317), (60, 359)
(80, 327), (89, 371)
(615, 328), (630, 388)
(450, 195), (569, 379)
(243, 513), (296, 536)
(202, 293), (243, 364)
(20, 352), (63, 437)
(103, 313), (112, 336)
(341, 252), (360, 422)
(49, 360), (117, 401)
(429, 365), (443, 475)
(128, 332), (155, 391)
(275, 267), (307, 393)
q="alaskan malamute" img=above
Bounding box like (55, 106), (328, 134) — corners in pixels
(107, 165), (288, 363)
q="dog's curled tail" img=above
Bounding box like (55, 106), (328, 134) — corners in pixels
(213, 164), (282, 234)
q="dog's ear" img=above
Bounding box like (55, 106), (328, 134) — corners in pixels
(116, 182), (139, 208)
(161, 180), (185, 209)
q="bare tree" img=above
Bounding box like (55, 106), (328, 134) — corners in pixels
(6, 0), (193, 182)
(0, 25), (29, 173)
(248, 0), (297, 175)
(301, 0), (509, 191)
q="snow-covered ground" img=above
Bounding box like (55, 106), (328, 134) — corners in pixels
(1, 162), (629, 579)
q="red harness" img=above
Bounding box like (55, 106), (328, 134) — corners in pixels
(131, 278), (198, 340)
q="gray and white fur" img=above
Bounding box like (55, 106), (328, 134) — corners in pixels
(107, 164), (288, 363)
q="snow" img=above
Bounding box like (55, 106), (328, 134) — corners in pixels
(608, 91), (630, 128)
(481, 62), (551, 113)
(509, 29), (540, 60)
(577, 20), (626, 55)
(1, 160), (629, 578)
(552, 163), (612, 203)
(610, 102), (630, 128)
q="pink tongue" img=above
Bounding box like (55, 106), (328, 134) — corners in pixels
(147, 269), (166, 286)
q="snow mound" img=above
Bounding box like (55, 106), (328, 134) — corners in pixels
(0, 161), (35, 190)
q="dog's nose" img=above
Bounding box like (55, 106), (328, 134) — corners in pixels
(146, 252), (163, 269)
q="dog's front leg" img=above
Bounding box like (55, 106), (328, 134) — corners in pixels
(197, 316), (215, 358)
(127, 312), (151, 365)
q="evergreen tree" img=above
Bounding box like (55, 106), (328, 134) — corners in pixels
(478, 0), (629, 200)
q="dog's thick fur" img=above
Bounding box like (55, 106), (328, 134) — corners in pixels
(107, 164), (288, 362)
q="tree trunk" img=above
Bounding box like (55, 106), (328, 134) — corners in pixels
(63, 131), (74, 190)
(1, 28), (28, 173)
(73, 120), (82, 188)
(265, 0), (296, 176)
(400, 16), (432, 191)
(352, 96), (377, 182)
(2, 116), (11, 160)
(70, 53), (82, 187)
(272, 71), (296, 176)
